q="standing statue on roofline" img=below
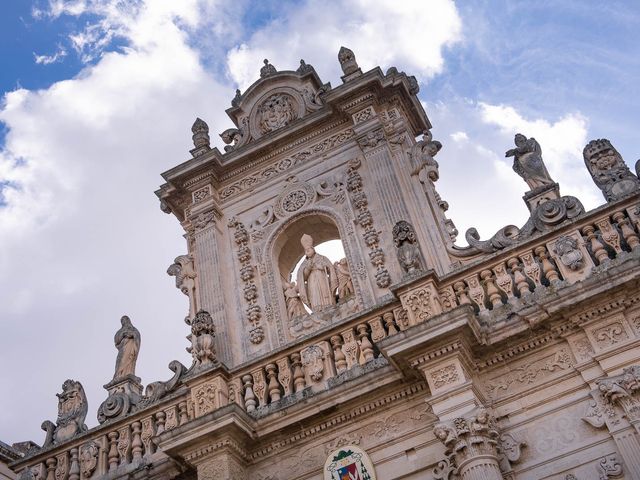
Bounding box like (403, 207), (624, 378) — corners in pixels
(506, 133), (555, 191)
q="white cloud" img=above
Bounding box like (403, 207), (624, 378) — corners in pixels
(450, 131), (468, 143)
(226, 0), (462, 89)
(34, 45), (68, 65)
(0, 0), (237, 443)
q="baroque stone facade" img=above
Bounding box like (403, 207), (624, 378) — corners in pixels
(8, 48), (640, 480)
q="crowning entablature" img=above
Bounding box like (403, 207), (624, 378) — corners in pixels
(9, 47), (640, 480)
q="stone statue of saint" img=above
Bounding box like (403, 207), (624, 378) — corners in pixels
(410, 131), (442, 184)
(334, 258), (354, 300)
(296, 234), (337, 311)
(505, 133), (555, 190)
(113, 316), (141, 380)
(283, 280), (308, 318)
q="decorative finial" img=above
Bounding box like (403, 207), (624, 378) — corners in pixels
(188, 310), (217, 367)
(338, 46), (361, 79)
(191, 117), (210, 151)
(583, 138), (640, 201)
(260, 59), (277, 78)
(296, 59), (313, 74)
(231, 88), (241, 107)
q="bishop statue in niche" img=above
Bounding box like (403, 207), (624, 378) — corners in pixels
(297, 234), (338, 311)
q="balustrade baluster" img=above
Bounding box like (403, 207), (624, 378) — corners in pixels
(383, 312), (398, 335)
(265, 363), (281, 402)
(480, 270), (502, 308)
(357, 324), (375, 362)
(613, 211), (640, 250)
(507, 258), (531, 296)
(242, 374), (257, 412)
(290, 353), (306, 393)
(131, 421), (143, 461)
(492, 262), (515, 300)
(534, 246), (560, 283)
(582, 225), (610, 264)
(330, 336), (348, 373)
(107, 431), (119, 472)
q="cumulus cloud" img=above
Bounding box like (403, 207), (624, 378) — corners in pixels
(0, 0), (237, 443)
(226, 0), (462, 89)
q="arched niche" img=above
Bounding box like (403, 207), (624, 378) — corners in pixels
(263, 207), (364, 342)
(273, 214), (341, 280)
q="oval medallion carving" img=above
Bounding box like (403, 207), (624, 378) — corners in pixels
(257, 93), (297, 134)
(274, 182), (315, 218)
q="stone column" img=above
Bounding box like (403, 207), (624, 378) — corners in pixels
(433, 409), (503, 480)
(196, 451), (247, 480)
(189, 203), (231, 365)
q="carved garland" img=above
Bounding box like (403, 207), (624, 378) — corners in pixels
(228, 217), (264, 344)
(346, 158), (391, 288)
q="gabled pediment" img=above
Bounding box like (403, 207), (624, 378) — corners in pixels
(220, 60), (331, 153)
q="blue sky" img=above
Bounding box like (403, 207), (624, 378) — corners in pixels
(0, 0), (639, 444)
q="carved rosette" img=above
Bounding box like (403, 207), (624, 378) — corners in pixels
(346, 158), (391, 288)
(228, 217), (264, 343)
(274, 181), (316, 218)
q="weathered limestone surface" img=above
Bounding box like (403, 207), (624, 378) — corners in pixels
(9, 48), (640, 480)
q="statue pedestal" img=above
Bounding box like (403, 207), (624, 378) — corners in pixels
(523, 183), (560, 211)
(104, 374), (143, 400)
(97, 375), (143, 424)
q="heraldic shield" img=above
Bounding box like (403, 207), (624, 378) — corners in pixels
(324, 445), (377, 480)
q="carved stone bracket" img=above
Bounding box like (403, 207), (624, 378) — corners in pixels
(228, 217), (264, 343)
(345, 158), (391, 288)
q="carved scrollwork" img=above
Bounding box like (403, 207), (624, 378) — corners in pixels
(460, 196), (584, 255)
(257, 93), (298, 134)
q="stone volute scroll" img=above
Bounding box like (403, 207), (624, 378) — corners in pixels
(392, 220), (423, 274)
(583, 138), (640, 201)
(97, 316), (143, 424)
(297, 234), (338, 311)
(41, 380), (89, 448)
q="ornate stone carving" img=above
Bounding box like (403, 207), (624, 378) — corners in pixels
(41, 380), (88, 448)
(167, 254), (198, 319)
(410, 130), (441, 183)
(357, 128), (385, 151)
(335, 258), (354, 301)
(228, 217), (263, 343)
(297, 234), (338, 311)
(486, 348), (573, 397)
(584, 139), (640, 201)
(554, 235), (584, 271)
(140, 360), (187, 407)
(283, 280), (308, 319)
(597, 454), (623, 479)
(433, 409), (503, 480)
(190, 117), (210, 156)
(186, 310), (217, 366)
(323, 445), (376, 480)
(346, 158), (391, 288)
(78, 442), (98, 478)
(430, 364), (459, 389)
(97, 316), (143, 424)
(597, 365), (640, 423)
(296, 58), (314, 75)
(392, 220), (422, 273)
(301, 345), (325, 382)
(257, 93), (298, 134)
(505, 134), (555, 191)
(274, 181), (316, 218)
(463, 196), (584, 255)
(260, 58), (277, 78)
(192, 377), (228, 417)
(220, 128), (355, 200)
(338, 46), (361, 79)
(112, 316), (140, 381)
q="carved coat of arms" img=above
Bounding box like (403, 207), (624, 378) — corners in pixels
(324, 446), (376, 480)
